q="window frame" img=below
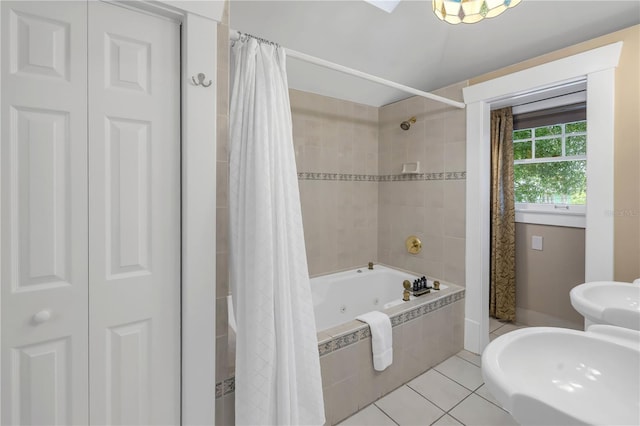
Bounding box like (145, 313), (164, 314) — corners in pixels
(511, 92), (587, 228)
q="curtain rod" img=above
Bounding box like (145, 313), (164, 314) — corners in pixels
(230, 30), (466, 109)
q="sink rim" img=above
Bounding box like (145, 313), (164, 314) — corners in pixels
(482, 325), (640, 425)
(570, 281), (640, 328)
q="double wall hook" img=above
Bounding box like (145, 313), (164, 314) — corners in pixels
(192, 73), (212, 87)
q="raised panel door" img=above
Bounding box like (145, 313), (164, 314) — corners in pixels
(0, 2), (88, 424)
(87, 3), (181, 424)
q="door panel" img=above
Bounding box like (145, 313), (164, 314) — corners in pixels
(88, 2), (181, 424)
(1, 2), (88, 424)
(12, 337), (71, 425)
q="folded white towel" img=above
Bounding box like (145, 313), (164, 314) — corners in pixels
(356, 311), (393, 371)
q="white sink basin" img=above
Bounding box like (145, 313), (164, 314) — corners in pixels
(570, 281), (640, 330)
(482, 326), (640, 425)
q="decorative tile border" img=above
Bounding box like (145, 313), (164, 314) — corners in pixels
(215, 288), (465, 399)
(297, 171), (466, 182)
(318, 339), (337, 357)
(223, 377), (235, 395)
(298, 172), (378, 181)
(215, 377), (237, 399)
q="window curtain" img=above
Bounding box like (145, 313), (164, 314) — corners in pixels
(490, 107), (516, 321)
(229, 36), (325, 425)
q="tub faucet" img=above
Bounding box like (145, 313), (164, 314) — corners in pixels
(403, 280), (411, 301)
(368, 262), (374, 270)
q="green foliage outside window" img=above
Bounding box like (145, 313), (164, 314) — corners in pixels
(513, 120), (587, 205)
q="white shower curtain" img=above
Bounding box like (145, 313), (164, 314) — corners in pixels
(229, 36), (325, 426)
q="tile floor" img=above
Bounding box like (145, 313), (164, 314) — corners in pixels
(337, 319), (527, 426)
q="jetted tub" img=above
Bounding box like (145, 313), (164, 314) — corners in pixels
(310, 264), (448, 331)
(310, 264), (463, 424)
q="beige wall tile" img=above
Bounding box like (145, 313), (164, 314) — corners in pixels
(215, 0), (230, 388)
(217, 113), (228, 160)
(378, 89), (467, 283)
(444, 237), (466, 285)
(444, 108), (467, 144)
(422, 143), (446, 173)
(443, 180), (466, 239)
(321, 344), (360, 388)
(423, 207), (445, 239)
(216, 161), (228, 208)
(216, 252), (229, 298)
(215, 393), (235, 426)
(216, 207), (229, 252)
(421, 234), (444, 264)
(325, 375), (359, 425)
(445, 141), (466, 172)
(291, 90), (380, 276)
(424, 116), (446, 145)
(215, 335), (228, 383)
(379, 99), (407, 129)
(216, 296), (229, 338)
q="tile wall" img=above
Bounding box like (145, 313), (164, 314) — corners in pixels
(290, 89), (379, 276)
(378, 82), (468, 285)
(215, 1), (235, 424)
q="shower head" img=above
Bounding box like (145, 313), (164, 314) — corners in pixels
(400, 116), (417, 131)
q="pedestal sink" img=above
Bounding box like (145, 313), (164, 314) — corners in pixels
(570, 281), (640, 330)
(482, 325), (640, 425)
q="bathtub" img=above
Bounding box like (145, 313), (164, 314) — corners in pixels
(312, 264), (465, 424)
(310, 264), (448, 331)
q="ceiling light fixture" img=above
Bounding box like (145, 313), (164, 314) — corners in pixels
(433, 0), (521, 24)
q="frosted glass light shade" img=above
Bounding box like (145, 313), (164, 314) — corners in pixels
(433, 0), (521, 24)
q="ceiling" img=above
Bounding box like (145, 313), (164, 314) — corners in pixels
(230, 1), (640, 107)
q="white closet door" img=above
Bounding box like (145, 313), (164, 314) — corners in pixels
(0, 2), (89, 424)
(87, 2), (181, 425)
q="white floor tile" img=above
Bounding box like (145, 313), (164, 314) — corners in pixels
(431, 414), (463, 425)
(433, 355), (484, 391)
(492, 323), (525, 337)
(375, 385), (445, 426)
(456, 349), (481, 367)
(449, 394), (518, 426)
(337, 404), (396, 426)
(475, 384), (503, 408)
(408, 369), (471, 412)
(489, 317), (503, 333)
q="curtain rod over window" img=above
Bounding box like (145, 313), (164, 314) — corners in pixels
(229, 29), (466, 109)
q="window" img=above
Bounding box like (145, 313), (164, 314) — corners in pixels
(512, 98), (587, 227)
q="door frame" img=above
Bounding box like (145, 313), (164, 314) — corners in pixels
(462, 42), (622, 355)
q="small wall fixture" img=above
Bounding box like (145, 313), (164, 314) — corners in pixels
(405, 235), (422, 254)
(191, 73), (212, 87)
(433, 0), (522, 25)
(400, 117), (416, 130)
